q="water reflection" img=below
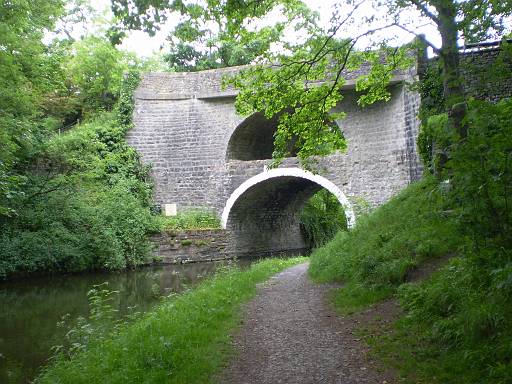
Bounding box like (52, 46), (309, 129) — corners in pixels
(0, 259), (251, 383)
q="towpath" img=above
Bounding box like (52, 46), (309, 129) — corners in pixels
(219, 262), (394, 384)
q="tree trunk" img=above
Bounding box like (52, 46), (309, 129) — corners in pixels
(435, 0), (467, 139)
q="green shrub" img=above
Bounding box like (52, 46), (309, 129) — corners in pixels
(299, 189), (348, 248)
(0, 72), (158, 278)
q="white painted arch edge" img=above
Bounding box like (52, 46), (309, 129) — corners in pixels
(221, 167), (356, 229)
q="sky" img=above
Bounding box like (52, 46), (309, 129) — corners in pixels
(87, 0), (441, 57)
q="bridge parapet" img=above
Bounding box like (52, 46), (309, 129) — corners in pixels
(135, 61), (417, 101)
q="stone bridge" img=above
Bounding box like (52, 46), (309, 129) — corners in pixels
(127, 63), (423, 257)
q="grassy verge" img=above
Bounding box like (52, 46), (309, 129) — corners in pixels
(37, 257), (306, 383)
(309, 172), (512, 382)
(309, 177), (459, 302)
(329, 283), (394, 315)
(363, 315), (485, 384)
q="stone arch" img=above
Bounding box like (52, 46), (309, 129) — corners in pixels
(221, 168), (355, 257)
(222, 167), (356, 229)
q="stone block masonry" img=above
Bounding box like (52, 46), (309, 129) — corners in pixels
(129, 64), (423, 257)
(134, 46), (511, 258)
(151, 230), (231, 264)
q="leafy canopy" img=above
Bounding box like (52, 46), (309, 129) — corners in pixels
(0, 0), (65, 215)
(112, 1), (512, 165)
(112, 0), (319, 71)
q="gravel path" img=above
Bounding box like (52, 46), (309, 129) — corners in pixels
(219, 262), (393, 384)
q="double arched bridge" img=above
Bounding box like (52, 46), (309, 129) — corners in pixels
(127, 65), (422, 257)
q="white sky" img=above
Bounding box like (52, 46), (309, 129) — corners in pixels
(88, 0), (441, 57)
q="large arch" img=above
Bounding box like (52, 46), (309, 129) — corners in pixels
(222, 167), (356, 229)
(221, 168), (355, 257)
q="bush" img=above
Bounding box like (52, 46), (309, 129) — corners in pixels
(299, 190), (348, 249)
(0, 72), (158, 278)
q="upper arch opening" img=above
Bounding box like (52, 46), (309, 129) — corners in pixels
(226, 112), (297, 161)
(226, 112), (277, 161)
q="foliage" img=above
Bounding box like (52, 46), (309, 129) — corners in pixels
(0, 115), (155, 278)
(111, 0), (317, 72)
(0, 0), (65, 215)
(309, 177), (459, 288)
(110, 0), (512, 168)
(0, 70), (158, 279)
(64, 36), (128, 114)
(299, 190), (347, 249)
(416, 60), (445, 171)
(0, 0), (165, 278)
(52, 283), (123, 359)
(36, 257), (306, 383)
(448, 99), (512, 248)
(163, 9), (284, 71)
(225, 0), (511, 167)
(392, 99), (512, 382)
(0, 1), (155, 218)
(417, 43), (512, 172)
(228, 43), (413, 164)
(310, 99), (512, 383)
(157, 209), (221, 231)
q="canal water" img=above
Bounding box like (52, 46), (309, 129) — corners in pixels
(0, 259), (252, 383)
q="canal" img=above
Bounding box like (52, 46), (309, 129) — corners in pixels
(0, 259), (252, 383)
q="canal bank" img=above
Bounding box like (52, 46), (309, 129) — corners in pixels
(0, 257), (252, 383)
(34, 257), (306, 383)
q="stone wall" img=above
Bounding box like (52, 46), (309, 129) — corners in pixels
(128, 77), (421, 209)
(459, 47), (512, 102)
(151, 229), (231, 264)
(420, 45), (512, 103)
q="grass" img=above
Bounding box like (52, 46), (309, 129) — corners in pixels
(157, 209), (221, 231)
(36, 256), (306, 383)
(329, 282), (394, 315)
(362, 316), (483, 384)
(308, 173), (512, 383)
(309, 177), (460, 290)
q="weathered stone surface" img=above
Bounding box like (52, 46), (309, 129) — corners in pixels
(459, 47), (512, 102)
(151, 230), (231, 264)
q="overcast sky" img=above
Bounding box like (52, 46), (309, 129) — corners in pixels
(86, 0), (440, 57)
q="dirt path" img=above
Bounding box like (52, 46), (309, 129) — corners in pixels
(219, 262), (394, 384)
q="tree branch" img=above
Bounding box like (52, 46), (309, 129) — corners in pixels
(408, 0), (440, 25)
(393, 22), (441, 54)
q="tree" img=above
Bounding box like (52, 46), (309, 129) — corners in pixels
(111, 0), (319, 71)
(232, 0), (512, 161)
(0, 0), (64, 215)
(65, 36), (128, 113)
(392, 0), (512, 140)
